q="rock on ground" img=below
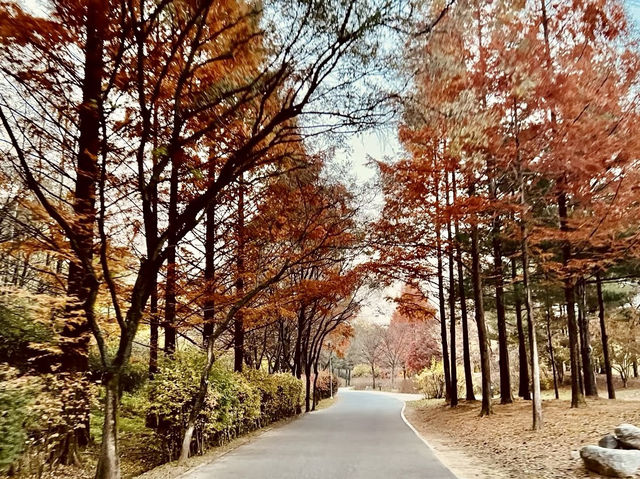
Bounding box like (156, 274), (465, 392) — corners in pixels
(615, 424), (640, 450)
(599, 434), (621, 449)
(580, 445), (640, 478)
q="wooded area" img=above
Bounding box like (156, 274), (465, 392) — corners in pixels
(2, 0), (640, 478)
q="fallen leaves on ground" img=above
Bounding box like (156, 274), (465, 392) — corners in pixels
(405, 395), (640, 479)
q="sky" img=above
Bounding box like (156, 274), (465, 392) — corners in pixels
(338, 130), (402, 325)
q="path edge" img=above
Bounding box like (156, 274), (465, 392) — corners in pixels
(399, 400), (461, 479)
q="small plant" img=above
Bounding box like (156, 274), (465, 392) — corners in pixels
(416, 360), (446, 399)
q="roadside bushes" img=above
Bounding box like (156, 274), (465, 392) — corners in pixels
(416, 360), (446, 399)
(244, 369), (304, 424)
(313, 371), (339, 402)
(0, 365), (76, 476)
(147, 353), (304, 460)
(352, 363), (380, 378)
(416, 361), (471, 399)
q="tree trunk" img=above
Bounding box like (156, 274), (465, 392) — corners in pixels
(149, 282), (158, 375)
(312, 361), (319, 411)
(148, 111), (160, 377)
(596, 272), (615, 399)
(234, 177), (245, 372)
(577, 280), (597, 397)
(520, 181), (542, 429)
(304, 364), (312, 412)
(203, 196), (216, 345)
(435, 176), (452, 403)
(512, 258), (531, 400)
(558, 191), (585, 408)
(453, 175), (474, 401)
(470, 197), (492, 416)
(179, 342), (215, 463)
(95, 373), (120, 479)
(61, 0), (107, 454)
(371, 362), (376, 390)
(545, 305), (560, 400)
(293, 308), (305, 379)
(445, 171), (458, 406)
(164, 157), (178, 355)
(493, 218), (512, 404)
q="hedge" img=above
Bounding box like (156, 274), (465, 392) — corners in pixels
(313, 370), (339, 402)
(147, 353), (304, 460)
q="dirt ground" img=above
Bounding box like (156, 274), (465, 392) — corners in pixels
(405, 391), (640, 479)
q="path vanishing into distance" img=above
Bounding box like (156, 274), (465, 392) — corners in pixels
(184, 389), (457, 479)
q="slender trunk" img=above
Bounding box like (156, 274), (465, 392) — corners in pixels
(148, 111), (159, 376)
(149, 282), (158, 375)
(435, 177), (452, 403)
(293, 308), (305, 379)
(558, 191), (585, 408)
(545, 304), (560, 400)
(520, 178), (542, 429)
(95, 373), (120, 479)
(446, 171), (458, 406)
(469, 184), (492, 416)
(304, 364), (312, 412)
(179, 343), (215, 463)
(493, 216), (512, 404)
(596, 272), (615, 399)
(234, 178), (245, 372)
(453, 175), (475, 401)
(312, 361), (319, 411)
(203, 197), (216, 345)
(164, 158), (178, 355)
(472, 1), (491, 416)
(512, 258), (531, 400)
(577, 280), (597, 396)
(371, 363), (376, 389)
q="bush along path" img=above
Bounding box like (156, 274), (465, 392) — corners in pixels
(145, 355), (336, 464)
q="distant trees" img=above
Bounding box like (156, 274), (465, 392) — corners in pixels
(374, 0), (640, 430)
(346, 288), (441, 390)
(354, 322), (384, 389)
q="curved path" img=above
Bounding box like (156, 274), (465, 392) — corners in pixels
(183, 388), (457, 479)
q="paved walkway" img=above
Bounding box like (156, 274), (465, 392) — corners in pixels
(183, 388), (457, 479)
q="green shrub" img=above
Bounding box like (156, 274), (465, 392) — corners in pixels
(147, 352), (302, 460)
(0, 378), (28, 472)
(0, 366), (70, 475)
(352, 363), (380, 378)
(416, 360), (446, 399)
(244, 369), (303, 424)
(89, 345), (148, 393)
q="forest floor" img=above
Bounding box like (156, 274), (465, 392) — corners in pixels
(405, 383), (640, 479)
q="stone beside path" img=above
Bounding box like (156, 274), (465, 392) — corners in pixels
(581, 423), (640, 477)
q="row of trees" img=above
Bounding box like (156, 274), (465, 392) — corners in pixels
(374, 0), (640, 429)
(0, 0), (428, 477)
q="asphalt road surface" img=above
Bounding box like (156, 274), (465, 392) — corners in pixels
(184, 388), (457, 479)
